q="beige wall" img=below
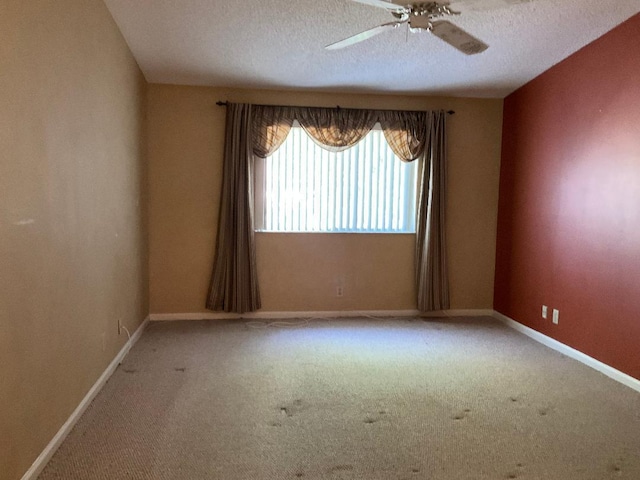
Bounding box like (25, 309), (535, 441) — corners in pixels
(0, 1), (148, 479)
(148, 85), (503, 314)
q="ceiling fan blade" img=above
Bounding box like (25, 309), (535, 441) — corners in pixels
(430, 20), (488, 55)
(350, 0), (407, 12)
(325, 21), (404, 50)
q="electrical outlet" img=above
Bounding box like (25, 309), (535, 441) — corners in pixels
(118, 318), (122, 335)
(552, 309), (559, 325)
(542, 305), (548, 319)
(336, 286), (344, 297)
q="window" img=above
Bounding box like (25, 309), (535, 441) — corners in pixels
(254, 124), (417, 233)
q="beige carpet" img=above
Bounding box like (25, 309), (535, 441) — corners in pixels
(39, 317), (640, 479)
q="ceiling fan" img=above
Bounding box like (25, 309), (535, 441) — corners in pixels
(326, 0), (489, 55)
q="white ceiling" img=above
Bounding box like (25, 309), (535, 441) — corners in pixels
(103, 0), (640, 98)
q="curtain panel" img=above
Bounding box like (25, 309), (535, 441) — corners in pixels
(207, 103), (449, 313)
(206, 103), (261, 313)
(415, 111), (449, 311)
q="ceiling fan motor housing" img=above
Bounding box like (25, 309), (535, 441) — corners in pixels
(402, 2), (461, 31)
(410, 2), (459, 17)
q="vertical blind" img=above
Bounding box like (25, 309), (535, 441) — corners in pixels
(254, 125), (417, 233)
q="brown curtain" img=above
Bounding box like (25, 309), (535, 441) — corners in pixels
(379, 110), (427, 161)
(251, 106), (379, 156)
(207, 103), (449, 313)
(296, 107), (377, 152)
(251, 105), (295, 158)
(415, 111), (449, 311)
(206, 103), (261, 313)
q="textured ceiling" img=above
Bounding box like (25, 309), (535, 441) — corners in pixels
(103, 0), (640, 98)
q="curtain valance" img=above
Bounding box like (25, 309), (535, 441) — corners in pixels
(251, 105), (430, 161)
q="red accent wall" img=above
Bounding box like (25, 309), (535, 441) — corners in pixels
(495, 14), (640, 380)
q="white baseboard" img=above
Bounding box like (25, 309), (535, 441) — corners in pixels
(493, 311), (640, 394)
(149, 309), (495, 322)
(437, 309), (495, 318)
(21, 316), (150, 480)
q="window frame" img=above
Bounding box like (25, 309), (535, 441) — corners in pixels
(254, 122), (418, 234)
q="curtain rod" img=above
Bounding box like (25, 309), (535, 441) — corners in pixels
(215, 101), (454, 115)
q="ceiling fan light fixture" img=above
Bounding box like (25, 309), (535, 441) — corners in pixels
(409, 13), (434, 30)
